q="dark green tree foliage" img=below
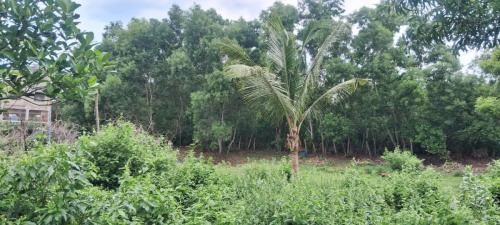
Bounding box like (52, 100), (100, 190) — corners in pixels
(394, 0), (500, 51)
(0, 0), (104, 101)
(480, 47), (500, 79)
(260, 2), (299, 32)
(59, 1), (499, 157)
(299, 0), (344, 21)
(191, 71), (236, 153)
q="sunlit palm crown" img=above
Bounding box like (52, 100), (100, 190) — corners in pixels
(219, 16), (371, 131)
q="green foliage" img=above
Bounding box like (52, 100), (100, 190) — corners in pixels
(0, 0), (107, 101)
(0, 144), (95, 224)
(484, 160), (500, 204)
(459, 167), (499, 222)
(1, 123), (499, 224)
(0, 122), (234, 224)
(382, 147), (423, 171)
(78, 121), (175, 189)
(191, 70), (238, 152)
(480, 47), (500, 77)
(476, 97), (500, 117)
(394, 0), (500, 50)
(414, 124), (447, 157)
(54, 1), (499, 158)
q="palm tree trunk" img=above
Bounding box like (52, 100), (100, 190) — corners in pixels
(287, 125), (300, 175)
(291, 147), (299, 175)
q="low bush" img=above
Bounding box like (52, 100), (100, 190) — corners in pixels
(78, 121), (176, 189)
(0, 122), (499, 224)
(382, 147), (423, 171)
(483, 160), (500, 204)
(0, 144), (95, 224)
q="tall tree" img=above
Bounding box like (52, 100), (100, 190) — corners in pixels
(220, 17), (370, 174)
(394, 0), (500, 51)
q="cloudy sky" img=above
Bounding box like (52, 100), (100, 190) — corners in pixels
(75, 0), (478, 67)
(75, 0), (379, 40)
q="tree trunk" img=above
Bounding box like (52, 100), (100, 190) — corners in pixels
(218, 138), (223, 154)
(145, 73), (154, 132)
(320, 133), (326, 156)
(247, 134), (253, 150)
(95, 90), (100, 132)
(291, 147), (299, 175)
(287, 126), (300, 175)
(227, 128), (237, 154)
(178, 96), (184, 145)
(347, 137), (351, 156)
(365, 129), (371, 157)
(394, 128), (400, 147)
(386, 127), (396, 147)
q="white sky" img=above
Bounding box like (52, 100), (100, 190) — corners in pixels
(75, 0), (478, 68)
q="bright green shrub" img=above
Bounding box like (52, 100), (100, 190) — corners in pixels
(1, 122), (499, 224)
(484, 160), (500, 204)
(0, 144), (95, 224)
(78, 121), (176, 189)
(0, 122), (237, 224)
(382, 147), (423, 171)
(383, 168), (448, 223)
(459, 167), (499, 223)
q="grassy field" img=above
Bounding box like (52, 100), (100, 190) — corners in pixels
(215, 158), (464, 193)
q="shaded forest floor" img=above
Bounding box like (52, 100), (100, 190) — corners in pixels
(177, 148), (494, 173)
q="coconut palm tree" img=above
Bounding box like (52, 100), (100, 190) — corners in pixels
(219, 17), (371, 175)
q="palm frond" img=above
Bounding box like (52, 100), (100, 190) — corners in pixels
(299, 78), (371, 128)
(297, 22), (351, 113)
(225, 64), (295, 118)
(300, 19), (333, 52)
(266, 17), (288, 73)
(264, 15), (300, 97)
(216, 38), (254, 65)
(308, 22), (350, 76)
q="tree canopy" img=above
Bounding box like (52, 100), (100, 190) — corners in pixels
(54, 2), (499, 159)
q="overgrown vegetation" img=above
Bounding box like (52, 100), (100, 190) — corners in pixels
(0, 123), (498, 224)
(1, 0), (499, 224)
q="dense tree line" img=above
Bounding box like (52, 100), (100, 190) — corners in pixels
(57, 0), (499, 158)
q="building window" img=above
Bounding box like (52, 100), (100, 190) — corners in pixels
(5, 109), (25, 122)
(9, 114), (20, 122)
(29, 110), (43, 121)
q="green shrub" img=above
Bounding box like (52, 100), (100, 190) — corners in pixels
(0, 144), (95, 224)
(484, 160), (500, 204)
(78, 121), (176, 189)
(1, 122), (499, 224)
(382, 147), (423, 171)
(459, 167), (499, 222)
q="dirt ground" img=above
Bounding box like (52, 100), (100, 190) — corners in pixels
(177, 148), (494, 172)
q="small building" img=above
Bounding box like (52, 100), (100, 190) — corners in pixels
(0, 93), (51, 124)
